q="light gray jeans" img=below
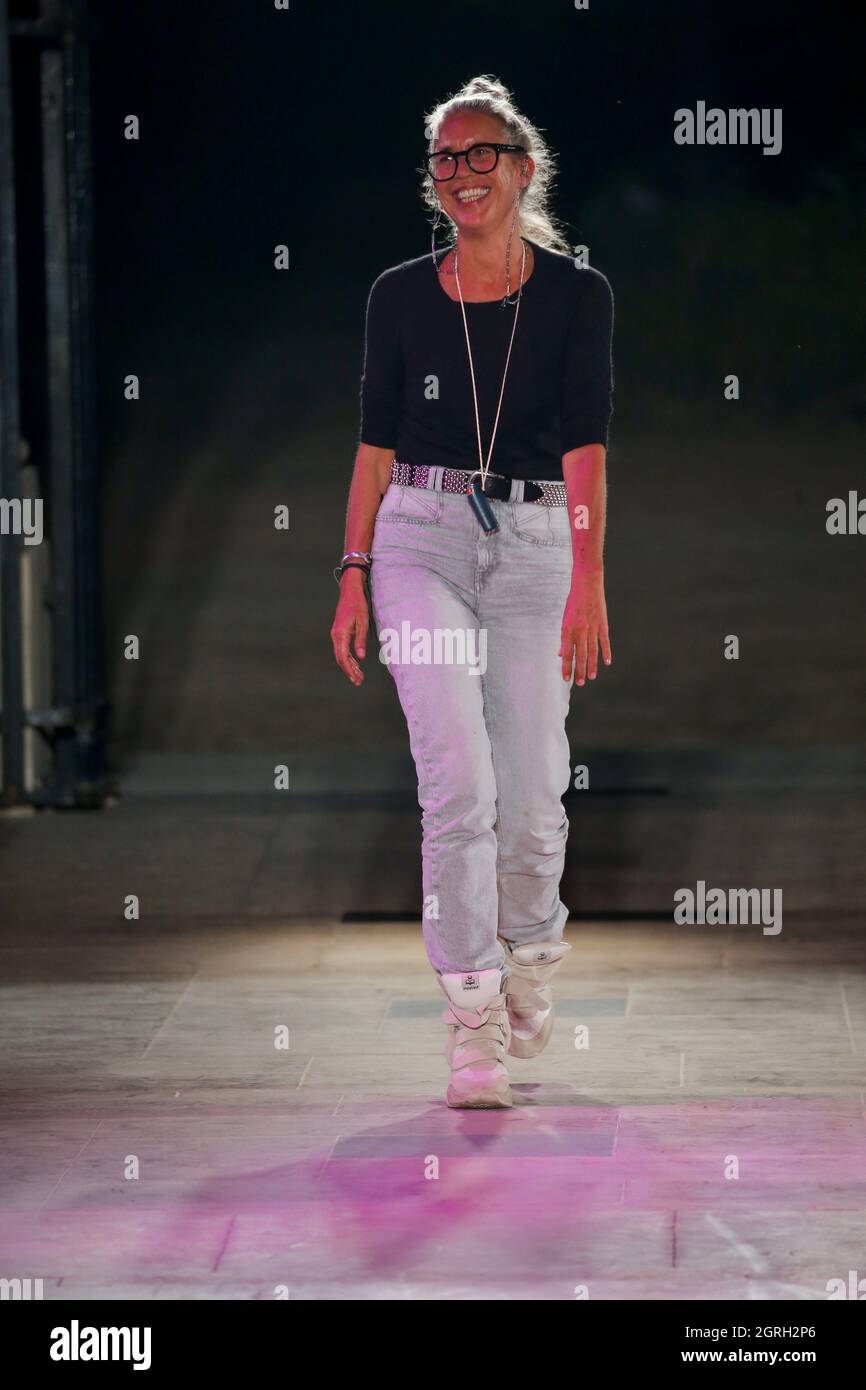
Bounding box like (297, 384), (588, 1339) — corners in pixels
(370, 481), (575, 976)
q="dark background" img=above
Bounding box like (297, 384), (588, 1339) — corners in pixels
(83, 0), (866, 750)
(10, 0), (863, 920)
(94, 0), (866, 427)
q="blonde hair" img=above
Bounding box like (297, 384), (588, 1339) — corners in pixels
(421, 74), (572, 255)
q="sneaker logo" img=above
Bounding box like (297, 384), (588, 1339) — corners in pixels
(536, 952), (549, 961)
(462, 974), (480, 989)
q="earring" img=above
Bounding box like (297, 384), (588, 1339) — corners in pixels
(430, 205), (454, 273)
(430, 206), (442, 269)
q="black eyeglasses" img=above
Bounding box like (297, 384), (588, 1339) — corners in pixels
(425, 142), (527, 182)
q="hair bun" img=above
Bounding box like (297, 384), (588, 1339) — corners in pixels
(463, 75), (511, 100)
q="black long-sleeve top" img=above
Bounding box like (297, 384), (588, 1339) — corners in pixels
(358, 239), (614, 482)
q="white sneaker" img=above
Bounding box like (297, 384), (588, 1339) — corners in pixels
(498, 938), (571, 1058)
(439, 968), (513, 1108)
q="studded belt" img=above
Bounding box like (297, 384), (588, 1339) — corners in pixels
(391, 460), (567, 508)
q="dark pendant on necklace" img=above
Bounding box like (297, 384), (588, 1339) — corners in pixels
(467, 477), (499, 533)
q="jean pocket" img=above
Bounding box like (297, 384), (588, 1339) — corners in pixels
(511, 501), (570, 547)
(378, 485), (443, 525)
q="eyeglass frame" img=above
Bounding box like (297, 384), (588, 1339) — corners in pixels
(425, 142), (527, 182)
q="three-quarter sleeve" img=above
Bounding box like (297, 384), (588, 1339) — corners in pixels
(560, 266), (614, 455)
(359, 271), (404, 449)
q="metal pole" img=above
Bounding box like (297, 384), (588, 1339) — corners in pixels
(0, 0), (25, 805)
(64, 0), (107, 798)
(39, 0), (105, 803)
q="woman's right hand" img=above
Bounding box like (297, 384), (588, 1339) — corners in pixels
(330, 570), (370, 686)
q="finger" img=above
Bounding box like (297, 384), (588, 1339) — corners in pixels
(587, 629), (599, 681)
(561, 631), (573, 682)
(346, 616), (366, 684)
(574, 625), (588, 686)
(600, 621), (612, 666)
(331, 627), (348, 671)
(354, 614), (368, 661)
(332, 628), (363, 685)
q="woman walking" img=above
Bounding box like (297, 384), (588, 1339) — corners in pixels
(331, 75), (614, 1108)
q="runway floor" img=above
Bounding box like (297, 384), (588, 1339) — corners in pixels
(3, 302), (865, 1301)
(1, 909), (864, 1300)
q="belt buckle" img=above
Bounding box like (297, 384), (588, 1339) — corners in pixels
(467, 470), (507, 497)
(465, 471), (548, 503)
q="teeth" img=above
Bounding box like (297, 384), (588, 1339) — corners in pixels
(456, 187), (490, 203)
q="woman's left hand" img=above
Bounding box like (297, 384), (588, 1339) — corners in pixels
(560, 569), (612, 685)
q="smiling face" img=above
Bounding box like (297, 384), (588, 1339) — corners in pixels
(432, 109), (533, 236)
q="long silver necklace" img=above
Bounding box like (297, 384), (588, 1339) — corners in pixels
(454, 237), (527, 533)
